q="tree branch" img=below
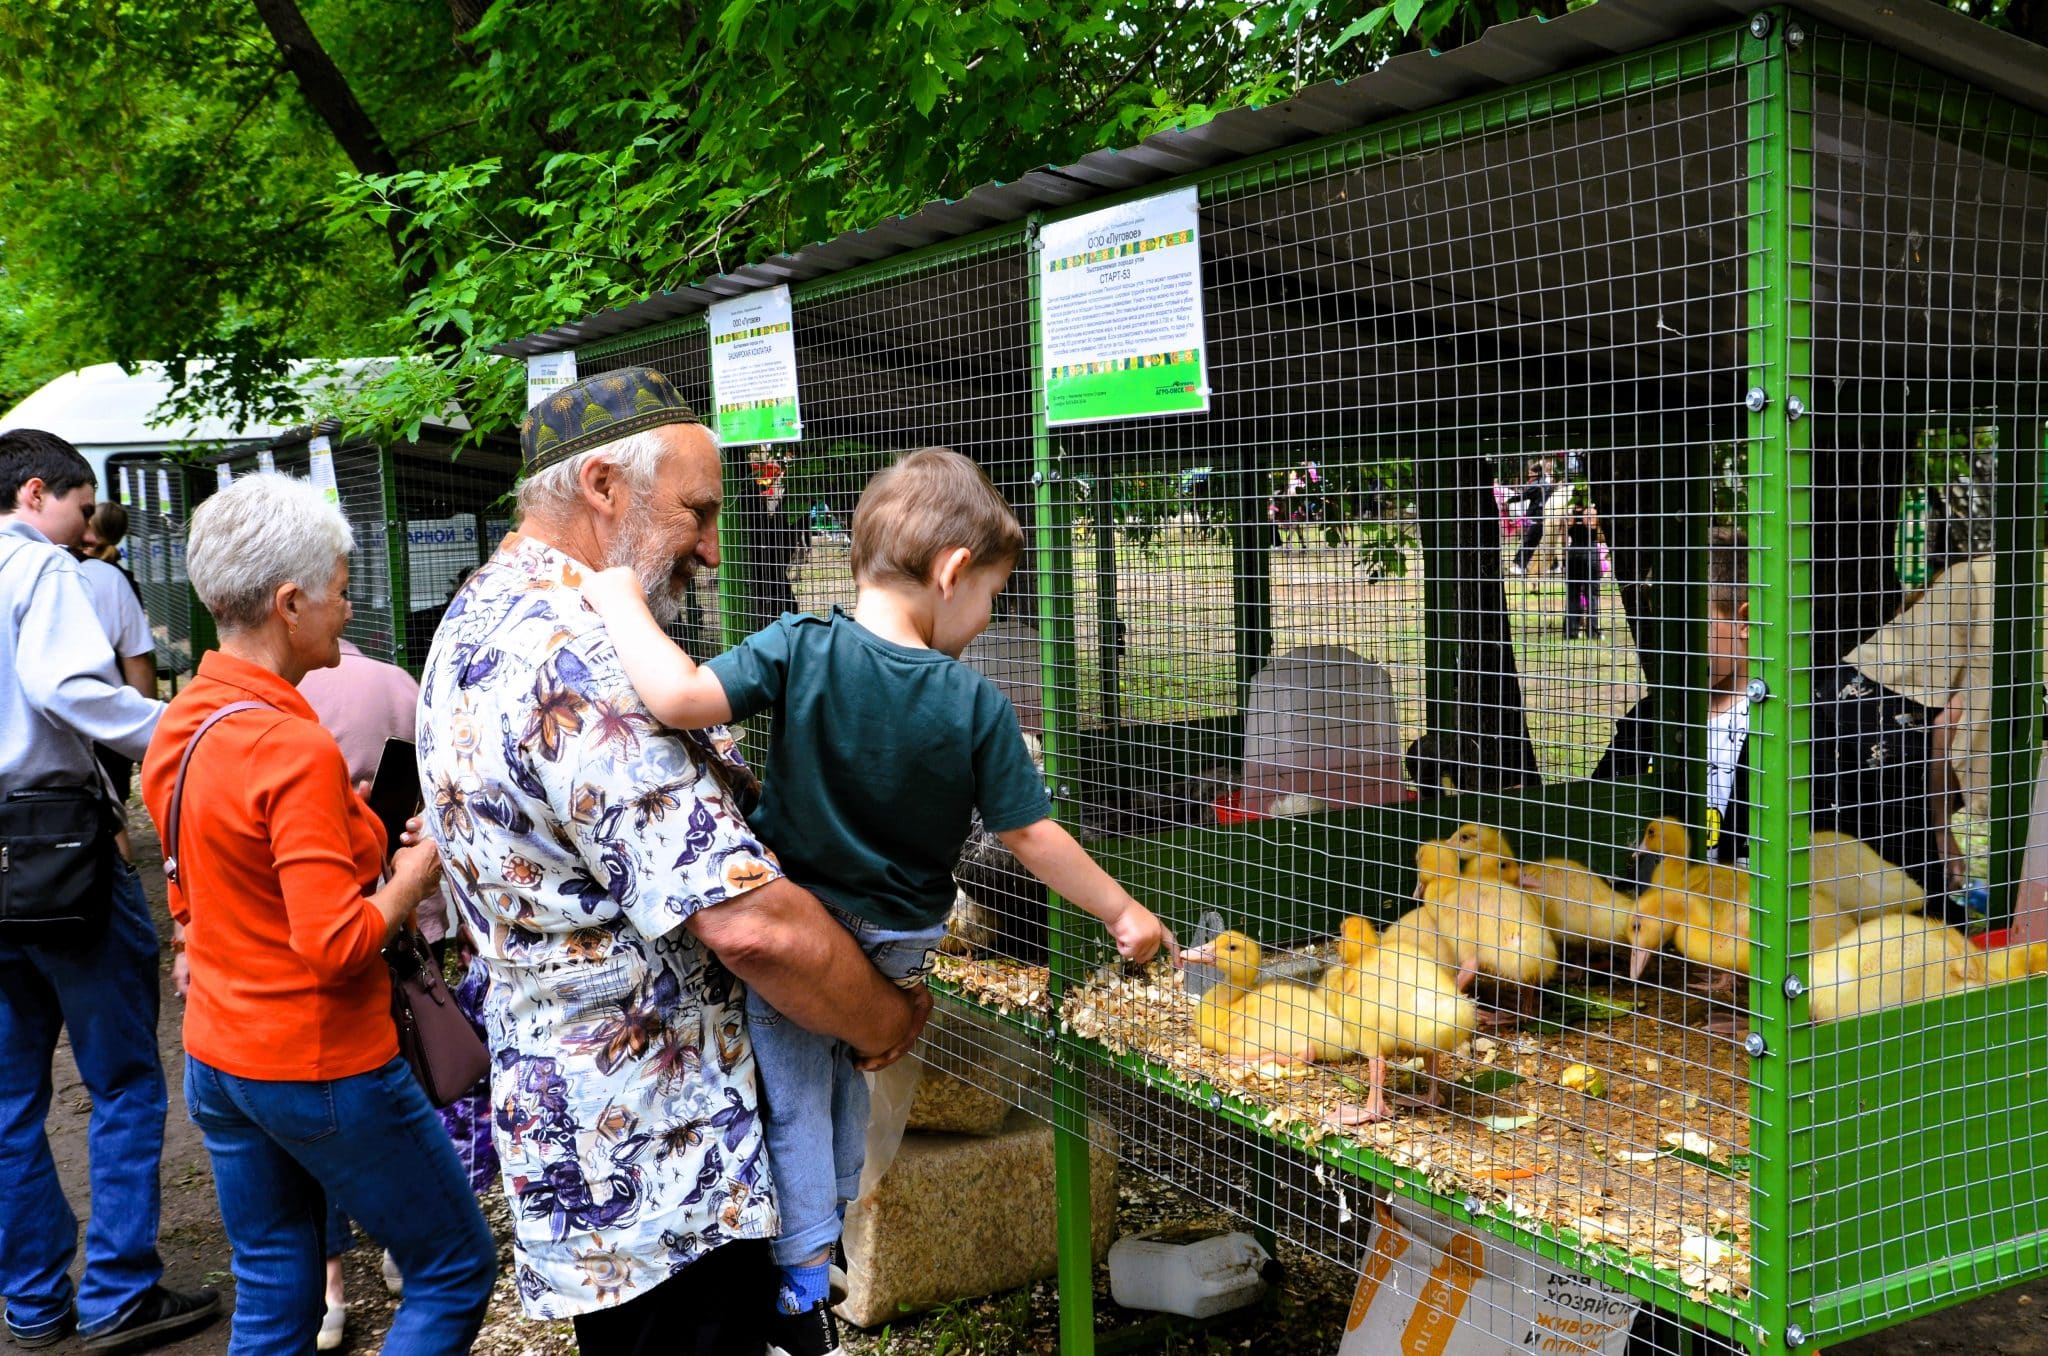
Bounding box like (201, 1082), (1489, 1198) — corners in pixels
(250, 0), (400, 178)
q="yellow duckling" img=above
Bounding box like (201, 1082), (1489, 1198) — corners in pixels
(1416, 839), (1558, 1027)
(1630, 817), (1753, 997)
(1178, 930), (1351, 1062)
(1984, 941), (2048, 983)
(1317, 915), (1380, 1004)
(1807, 912), (1983, 1023)
(1809, 828), (1926, 931)
(1519, 855), (1637, 956)
(1325, 937), (1479, 1125)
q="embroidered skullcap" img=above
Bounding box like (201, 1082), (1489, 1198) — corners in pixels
(520, 366), (702, 475)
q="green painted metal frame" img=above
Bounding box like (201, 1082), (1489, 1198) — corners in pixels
(380, 445), (410, 670)
(654, 9), (2048, 1351)
(1742, 12), (1808, 1355)
(1023, 210), (1104, 1356)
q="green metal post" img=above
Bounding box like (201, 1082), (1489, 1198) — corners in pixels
(383, 447), (411, 671)
(1029, 214), (1098, 1356)
(1230, 456), (1275, 716)
(1743, 13), (1810, 1353)
(1988, 424), (2042, 925)
(1094, 480), (1122, 726)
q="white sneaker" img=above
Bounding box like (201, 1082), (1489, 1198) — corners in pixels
(380, 1251), (404, 1298)
(316, 1300), (347, 1351)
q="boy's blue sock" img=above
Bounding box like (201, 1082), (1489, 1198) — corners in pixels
(777, 1260), (832, 1315)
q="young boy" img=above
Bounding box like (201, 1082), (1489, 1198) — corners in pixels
(583, 447), (1168, 1356)
(1594, 528), (1756, 865)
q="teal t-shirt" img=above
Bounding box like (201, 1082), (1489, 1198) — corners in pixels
(705, 608), (1051, 930)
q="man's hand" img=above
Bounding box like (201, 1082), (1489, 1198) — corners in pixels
(853, 984), (933, 1072)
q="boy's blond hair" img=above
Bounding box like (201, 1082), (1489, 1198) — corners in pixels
(851, 447), (1023, 586)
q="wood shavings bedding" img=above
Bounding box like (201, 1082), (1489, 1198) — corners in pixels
(933, 952), (1755, 1301)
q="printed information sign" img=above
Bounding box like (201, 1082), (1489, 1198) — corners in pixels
(1039, 185), (1208, 426)
(709, 285), (801, 445)
(526, 351), (578, 410)
(308, 435), (339, 507)
(258, 450), (277, 474)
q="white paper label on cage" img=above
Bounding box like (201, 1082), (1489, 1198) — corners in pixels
(1339, 1199), (1636, 1356)
(525, 350), (578, 410)
(216, 464), (233, 491)
(406, 514), (479, 607)
(307, 437), (338, 507)
(155, 469), (172, 512)
(1038, 185), (1208, 426)
(117, 467), (131, 506)
(708, 285), (801, 445)
(258, 450), (276, 474)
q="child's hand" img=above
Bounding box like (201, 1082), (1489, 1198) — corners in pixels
(1107, 897), (1174, 966)
(582, 565), (648, 617)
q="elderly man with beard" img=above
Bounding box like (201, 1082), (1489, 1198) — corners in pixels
(416, 368), (929, 1356)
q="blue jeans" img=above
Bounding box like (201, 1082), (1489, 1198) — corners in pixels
(746, 908), (945, 1268)
(184, 1054), (496, 1356)
(0, 861), (166, 1336)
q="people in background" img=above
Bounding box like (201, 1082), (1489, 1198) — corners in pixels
(73, 503), (158, 803)
(1508, 462), (1554, 576)
(417, 367), (930, 1355)
(1562, 498), (1603, 641)
(141, 473), (495, 1356)
(1814, 553), (1993, 910)
(83, 501), (143, 599)
(0, 429), (219, 1353)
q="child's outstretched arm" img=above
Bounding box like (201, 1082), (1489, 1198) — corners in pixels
(582, 566), (735, 727)
(995, 817), (1174, 964)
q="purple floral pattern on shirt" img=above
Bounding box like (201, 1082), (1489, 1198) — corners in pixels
(417, 533), (779, 1320)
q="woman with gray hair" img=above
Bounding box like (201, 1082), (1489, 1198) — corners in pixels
(140, 474), (496, 1356)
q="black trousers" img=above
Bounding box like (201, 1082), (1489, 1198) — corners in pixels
(573, 1239), (777, 1356)
(1563, 549), (1601, 638)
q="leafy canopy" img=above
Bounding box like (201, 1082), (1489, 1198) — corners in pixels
(0, 0), (2036, 444)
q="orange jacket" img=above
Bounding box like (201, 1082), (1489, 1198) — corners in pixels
(141, 650), (396, 1081)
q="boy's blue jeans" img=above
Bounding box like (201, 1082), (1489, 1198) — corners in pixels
(183, 1054), (497, 1356)
(746, 906), (946, 1268)
(0, 861), (167, 1338)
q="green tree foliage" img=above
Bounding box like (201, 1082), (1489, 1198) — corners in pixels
(0, 0), (2037, 441)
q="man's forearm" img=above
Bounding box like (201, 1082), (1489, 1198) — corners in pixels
(690, 879), (914, 1055)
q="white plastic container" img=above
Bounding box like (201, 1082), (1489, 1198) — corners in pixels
(1106, 1223), (1271, 1319)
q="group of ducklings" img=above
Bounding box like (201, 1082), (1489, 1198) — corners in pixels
(1178, 817), (2048, 1125)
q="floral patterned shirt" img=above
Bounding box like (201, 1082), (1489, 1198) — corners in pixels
(417, 533), (781, 1319)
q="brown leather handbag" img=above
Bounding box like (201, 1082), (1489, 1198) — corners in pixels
(166, 700), (488, 1106)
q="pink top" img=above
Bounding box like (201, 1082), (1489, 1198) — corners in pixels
(297, 640), (450, 941)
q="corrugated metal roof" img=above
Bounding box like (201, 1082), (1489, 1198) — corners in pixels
(497, 0), (2047, 358)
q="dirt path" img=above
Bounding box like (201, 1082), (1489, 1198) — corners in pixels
(16, 810), (2044, 1355)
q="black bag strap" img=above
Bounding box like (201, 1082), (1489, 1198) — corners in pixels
(163, 700), (275, 886)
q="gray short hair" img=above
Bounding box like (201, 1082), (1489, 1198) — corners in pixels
(515, 428), (678, 519)
(187, 473), (355, 632)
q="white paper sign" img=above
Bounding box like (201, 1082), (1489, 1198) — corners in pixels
(156, 469), (173, 512)
(526, 350), (578, 410)
(405, 514), (479, 604)
(307, 436), (338, 506)
(258, 450), (276, 474)
(708, 285), (801, 445)
(1339, 1200), (1637, 1356)
(216, 464), (233, 491)
(1038, 185), (1208, 426)
(117, 467), (131, 506)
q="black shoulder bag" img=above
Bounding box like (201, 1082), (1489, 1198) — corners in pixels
(0, 540), (126, 942)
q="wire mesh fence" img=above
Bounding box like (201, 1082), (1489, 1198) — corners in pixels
(533, 13), (2046, 1354)
(110, 453), (207, 679)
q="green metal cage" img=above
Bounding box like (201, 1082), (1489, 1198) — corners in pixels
(188, 426), (522, 674)
(538, 8), (2046, 1353)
